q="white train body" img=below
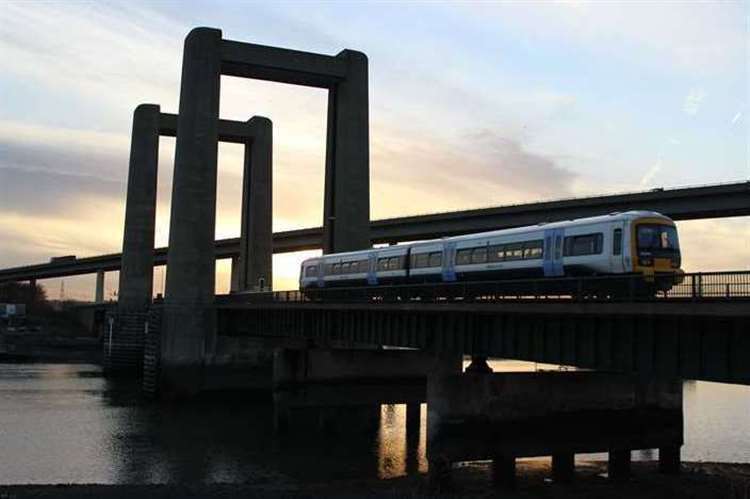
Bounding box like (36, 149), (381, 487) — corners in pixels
(299, 211), (683, 290)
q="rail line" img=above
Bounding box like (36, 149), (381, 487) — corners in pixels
(222, 270), (750, 305)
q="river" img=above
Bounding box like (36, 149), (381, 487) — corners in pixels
(0, 361), (748, 485)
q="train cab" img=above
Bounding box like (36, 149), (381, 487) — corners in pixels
(630, 215), (683, 284)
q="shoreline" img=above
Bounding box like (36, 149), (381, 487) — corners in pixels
(1, 461), (748, 498)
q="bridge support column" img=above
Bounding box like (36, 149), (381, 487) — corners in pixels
(161, 28), (222, 397)
(272, 347), (434, 433)
(323, 50), (370, 254)
(28, 279), (37, 307)
(118, 103), (161, 313)
(659, 445), (680, 474)
(406, 402), (420, 432)
(229, 256), (240, 293)
(552, 452), (575, 483)
(238, 117), (272, 292)
(492, 455), (516, 489)
(608, 449), (631, 480)
(95, 270), (105, 303)
(465, 356), (493, 374)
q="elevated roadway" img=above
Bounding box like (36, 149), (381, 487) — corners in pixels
(1, 181), (748, 283)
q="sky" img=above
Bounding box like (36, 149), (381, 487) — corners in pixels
(0, 0), (748, 300)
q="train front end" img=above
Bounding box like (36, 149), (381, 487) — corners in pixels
(631, 216), (684, 290)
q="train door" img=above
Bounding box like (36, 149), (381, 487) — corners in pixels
(316, 262), (325, 287)
(367, 253), (378, 285)
(441, 241), (457, 282)
(609, 223), (625, 273)
(543, 228), (565, 277)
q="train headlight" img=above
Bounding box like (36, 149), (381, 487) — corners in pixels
(639, 256), (653, 266)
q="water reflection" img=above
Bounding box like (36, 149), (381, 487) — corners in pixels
(376, 404), (428, 479)
(0, 362), (748, 485)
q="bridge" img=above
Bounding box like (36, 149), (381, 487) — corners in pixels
(4, 27), (748, 487)
(0, 181), (747, 284)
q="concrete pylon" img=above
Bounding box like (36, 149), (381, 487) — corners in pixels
(118, 104), (161, 313)
(239, 116), (272, 291)
(95, 270), (105, 303)
(323, 49), (370, 254)
(162, 28), (222, 396)
(161, 26), (371, 396)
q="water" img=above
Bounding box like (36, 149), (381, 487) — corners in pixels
(0, 362), (748, 485)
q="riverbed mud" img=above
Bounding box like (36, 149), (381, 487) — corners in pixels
(1, 461), (748, 499)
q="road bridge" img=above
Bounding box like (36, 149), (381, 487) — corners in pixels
(1, 181), (748, 284)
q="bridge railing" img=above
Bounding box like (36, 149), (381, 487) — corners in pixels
(217, 270), (750, 305)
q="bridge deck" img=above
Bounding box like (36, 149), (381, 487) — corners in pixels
(215, 273), (749, 386)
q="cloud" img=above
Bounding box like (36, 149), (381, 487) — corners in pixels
(0, 2), (184, 120)
(640, 156), (662, 187)
(683, 88), (707, 116)
(452, 1), (746, 75)
(371, 125), (577, 219)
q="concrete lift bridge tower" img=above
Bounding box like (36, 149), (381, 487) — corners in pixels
(161, 28), (371, 396)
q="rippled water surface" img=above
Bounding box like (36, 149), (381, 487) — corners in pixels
(0, 362), (748, 484)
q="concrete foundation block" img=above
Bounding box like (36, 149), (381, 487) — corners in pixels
(492, 455), (516, 488)
(552, 452), (575, 483)
(659, 445), (681, 474)
(609, 449), (632, 480)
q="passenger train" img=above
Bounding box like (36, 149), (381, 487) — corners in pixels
(299, 211), (683, 295)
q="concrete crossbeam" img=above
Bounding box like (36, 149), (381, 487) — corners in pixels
(220, 39), (347, 86)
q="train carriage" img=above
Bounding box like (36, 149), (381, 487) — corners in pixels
(300, 211), (683, 298)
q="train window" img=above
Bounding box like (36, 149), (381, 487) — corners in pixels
(413, 253), (429, 268)
(388, 257), (401, 270)
(341, 262), (351, 273)
(555, 236), (562, 259)
(564, 233), (603, 256)
(523, 240), (543, 259)
(305, 266), (318, 278)
(377, 258), (389, 271)
(456, 249), (472, 265)
(505, 243), (523, 261)
(471, 247), (488, 264)
(428, 252), (442, 267)
(361, 260), (370, 272)
(488, 245), (505, 262)
(324, 263), (334, 275)
(613, 229), (622, 255)
(332, 263), (341, 274)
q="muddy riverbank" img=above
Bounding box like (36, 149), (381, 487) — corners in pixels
(1, 462), (748, 498)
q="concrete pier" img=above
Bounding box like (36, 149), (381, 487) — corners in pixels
(238, 117), (272, 291)
(272, 348), (441, 432)
(95, 270), (105, 303)
(118, 104), (161, 313)
(162, 27), (222, 396)
(322, 50), (370, 253)
(160, 27), (371, 394)
(426, 371), (683, 488)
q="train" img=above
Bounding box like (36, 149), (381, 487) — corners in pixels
(299, 211), (683, 296)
